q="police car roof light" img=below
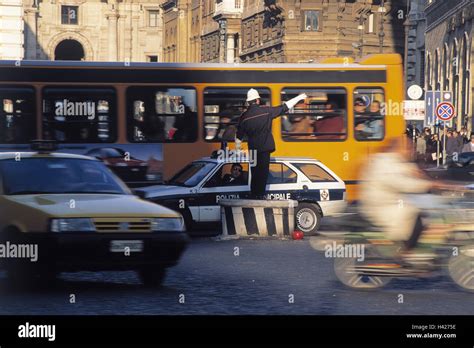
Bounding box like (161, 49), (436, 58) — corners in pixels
(30, 140), (58, 153)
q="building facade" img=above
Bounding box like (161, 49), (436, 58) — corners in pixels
(22, 0), (163, 62)
(163, 0), (407, 63)
(0, 0), (24, 60)
(239, 0), (407, 63)
(425, 0), (473, 131)
(404, 0), (426, 94)
(161, 0), (200, 62)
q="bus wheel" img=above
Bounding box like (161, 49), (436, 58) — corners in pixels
(295, 203), (321, 235)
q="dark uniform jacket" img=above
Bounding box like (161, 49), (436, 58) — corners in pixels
(236, 104), (288, 153)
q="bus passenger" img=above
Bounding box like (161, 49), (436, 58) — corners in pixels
(354, 98), (370, 140)
(290, 115), (315, 139)
(314, 102), (345, 139)
(173, 105), (194, 141)
(145, 116), (166, 142)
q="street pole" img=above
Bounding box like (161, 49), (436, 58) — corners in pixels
(442, 121), (447, 165)
(436, 124), (440, 167)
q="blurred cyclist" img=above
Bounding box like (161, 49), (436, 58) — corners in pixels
(359, 137), (435, 252)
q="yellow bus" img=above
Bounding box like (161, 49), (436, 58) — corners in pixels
(0, 53), (404, 200)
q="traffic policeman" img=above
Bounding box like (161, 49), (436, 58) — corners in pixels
(236, 88), (307, 199)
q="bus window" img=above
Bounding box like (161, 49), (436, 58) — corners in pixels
(354, 88), (385, 141)
(42, 87), (116, 143)
(203, 88), (271, 142)
(281, 88), (347, 141)
(0, 87), (36, 144)
(127, 87), (197, 143)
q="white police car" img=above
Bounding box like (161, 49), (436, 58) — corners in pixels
(136, 157), (346, 235)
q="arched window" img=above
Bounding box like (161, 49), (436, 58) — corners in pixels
(434, 49), (440, 90)
(443, 44), (449, 91)
(452, 39), (459, 125)
(460, 32), (470, 117)
(426, 52), (432, 91)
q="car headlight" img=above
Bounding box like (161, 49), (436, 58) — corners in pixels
(151, 218), (185, 232)
(50, 218), (96, 232)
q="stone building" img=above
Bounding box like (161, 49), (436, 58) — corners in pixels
(161, 0), (199, 62)
(0, 0), (24, 60)
(22, 0), (163, 62)
(162, 0), (407, 64)
(425, 0), (473, 131)
(404, 0), (426, 94)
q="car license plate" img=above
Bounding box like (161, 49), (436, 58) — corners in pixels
(110, 240), (144, 253)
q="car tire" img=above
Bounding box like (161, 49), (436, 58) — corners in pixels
(138, 267), (167, 288)
(295, 203), (322, 235)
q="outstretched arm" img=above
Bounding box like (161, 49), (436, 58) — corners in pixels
(270, 93), (307, 119)
(285, 93), (307, 110)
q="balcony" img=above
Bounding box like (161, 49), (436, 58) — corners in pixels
(214, 0), (243, 18)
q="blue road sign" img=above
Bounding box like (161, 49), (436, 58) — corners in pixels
(425, 91), (434, 125)
(434, 90), (441, 118)
(425, 91), (452, 126)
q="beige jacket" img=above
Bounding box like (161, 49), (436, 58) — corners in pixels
(360, 152), (431, 241)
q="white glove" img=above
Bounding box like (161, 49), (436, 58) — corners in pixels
(284, 93), (307, 110)
(235, 137), (242, 151)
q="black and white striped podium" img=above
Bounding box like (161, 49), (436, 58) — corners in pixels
(219, 199), (298, 238)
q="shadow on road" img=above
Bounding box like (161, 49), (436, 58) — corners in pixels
(0, 271), (179, 296)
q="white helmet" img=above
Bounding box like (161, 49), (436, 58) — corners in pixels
(246, 88), (261, 102)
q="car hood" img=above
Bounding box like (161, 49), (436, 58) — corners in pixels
(6, 194), (180, 218)
(136, 185), (190, 199)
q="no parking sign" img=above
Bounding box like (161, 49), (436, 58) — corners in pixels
(436, 102), (455, 122)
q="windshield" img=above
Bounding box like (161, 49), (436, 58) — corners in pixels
(0, 158), (130, 195)
(168, 162), (216, 187)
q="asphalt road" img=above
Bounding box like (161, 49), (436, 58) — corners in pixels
(0, 236), (472, 315)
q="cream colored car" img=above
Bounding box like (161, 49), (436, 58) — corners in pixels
(0, 149), (188, 287)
